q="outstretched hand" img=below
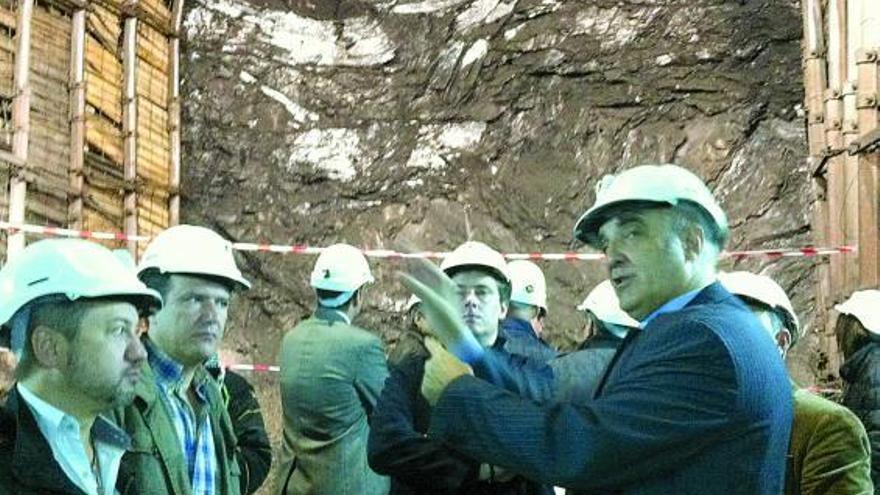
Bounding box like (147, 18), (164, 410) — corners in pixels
(397, 256), (483, 362)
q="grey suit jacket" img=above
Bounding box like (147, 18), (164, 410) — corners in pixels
(277, 308), (390, 495)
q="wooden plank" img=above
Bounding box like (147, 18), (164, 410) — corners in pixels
(69, 7), (85, 228)
(825, 88), (846, 304)
(122, 13), (136, 255)
(856, 48), (879, 288)
(842, 82), (861, 294)
(167, 0), (179, 225)
(8, 0), (34, 257)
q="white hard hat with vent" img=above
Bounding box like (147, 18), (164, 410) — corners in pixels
(137, 225), (251, 291)
(0, 239), (163, 350)
(718, 271), (800, 342)
(508, 260), (547, 313)
(573, 164), (729, 247)
(440, 241), (510, 283)
(310, 243), (374, 293)
(577, 280), (639, 329)
(835, 290), (880, 336)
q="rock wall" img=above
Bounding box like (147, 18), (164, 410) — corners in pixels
(180, 0), (815, 492)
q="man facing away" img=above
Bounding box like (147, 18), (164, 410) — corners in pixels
(406, 164), (793, 494)
(276, 243), (389, 495)
(500, 260), (558, 363)
(113, 225), (253, 495)
(720, 271), (872, 495)
(0, 239), (161, 494)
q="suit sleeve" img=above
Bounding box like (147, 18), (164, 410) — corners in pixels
(799, 401), (873, 495)
(470, 348), (555, 402)
(222, 371), (273, 495)
(429, 323), (748, 491)
(354, 336), (390, 416)
(368, 354), (479, 491)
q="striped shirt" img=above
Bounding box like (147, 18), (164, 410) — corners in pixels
(146, 339), (218, 495)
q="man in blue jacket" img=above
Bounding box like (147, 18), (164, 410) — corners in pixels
(405, 164), (793, 495)
(500, 260), (558, 363)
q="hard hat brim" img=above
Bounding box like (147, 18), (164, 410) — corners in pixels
(573, 199), (671, 246)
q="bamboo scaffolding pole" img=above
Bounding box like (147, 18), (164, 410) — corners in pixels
(122, 9), (137, 256)
(842, 81), (861, 294)
(167, 0), (181, 226)
(68, 7), (85, 229)
(856, 47), (879, 288)
(8, 0), (34, 257)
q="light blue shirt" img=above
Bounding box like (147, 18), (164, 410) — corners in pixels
(17, 384), (127, 495)
(640, 285), (708, 328)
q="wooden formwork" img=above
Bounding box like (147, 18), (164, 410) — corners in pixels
(802, 0), (880, 375)
(0, 0), (183, 261)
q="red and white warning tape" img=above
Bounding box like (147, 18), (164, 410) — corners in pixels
(226, 363), (280, 373)
(0, 222), (858, 261)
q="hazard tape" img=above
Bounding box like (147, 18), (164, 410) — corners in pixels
(226, 364), (280, 373)
(0, 222), (858, 261)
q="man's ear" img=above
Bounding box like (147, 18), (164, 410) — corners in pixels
(499, 300), (509, 320)
(681, 223), (705, 262)
(776, 329), (793, 354)
(30, 326), (69, 369)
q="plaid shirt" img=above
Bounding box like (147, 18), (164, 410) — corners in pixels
(146, 339), (218, 495)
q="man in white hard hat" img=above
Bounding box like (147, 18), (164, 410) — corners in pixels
(0, 239), (161, 494)
(113, 224), (252, 495)
(834, 289), (880, 486)
(550, 280), (639, 404)
(406, 164), (792, 494)
(276, 243), (389, 495)
(369, 241), (553, 495)
(500, 260), (558, 363)
(720, 271), (872, 495)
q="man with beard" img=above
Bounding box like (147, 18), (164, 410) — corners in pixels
(408, 164), (792, 494)
(0, 239), (162, 494)
(113, 225), (252, 495)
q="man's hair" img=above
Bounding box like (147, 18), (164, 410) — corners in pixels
(670, 201), (729, 251)
(315, 288), (360, 310)
(15, 300), (88, 379)
(509, 300), (541, 319)
(140, 269), (235, 299)
(835, 313), (871, 359)
(445, 266), (512, 304)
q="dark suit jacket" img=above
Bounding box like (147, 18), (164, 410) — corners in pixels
(499, 318), (558, 364)
(0, 388), (130, 495)
(429, 282), (793, 495)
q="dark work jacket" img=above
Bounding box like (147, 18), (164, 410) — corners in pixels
(840, 342), (880, 486)
(0, 388), (130, 495)
(430, 282), (793, 495)
(369, 332), (552, 495)
(550, 327), (625, 405)
(206, 367), (273, 495)
(499, 318), (558, 364)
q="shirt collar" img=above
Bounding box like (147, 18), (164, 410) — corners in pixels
(16, 383), (72, 437)
(315, 306), (352, 325)
(640, 285), (707, 328)
(145, 338), (210, 404)
(145, 338), (186, 387)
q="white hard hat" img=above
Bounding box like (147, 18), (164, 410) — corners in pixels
(508, 260), (548, 313)
(440, 241), (510, 283)
(0, 239), (163, 328)
(137, 225), (250, 291)
(835, 290), (880, 336)
(310, 243), (374, 293)
(577, 280), (639, 328)
(718, 271), (800, 341)
(573, 164), (729, 247)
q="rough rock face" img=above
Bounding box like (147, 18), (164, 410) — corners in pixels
(181, 0), (812, 491)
